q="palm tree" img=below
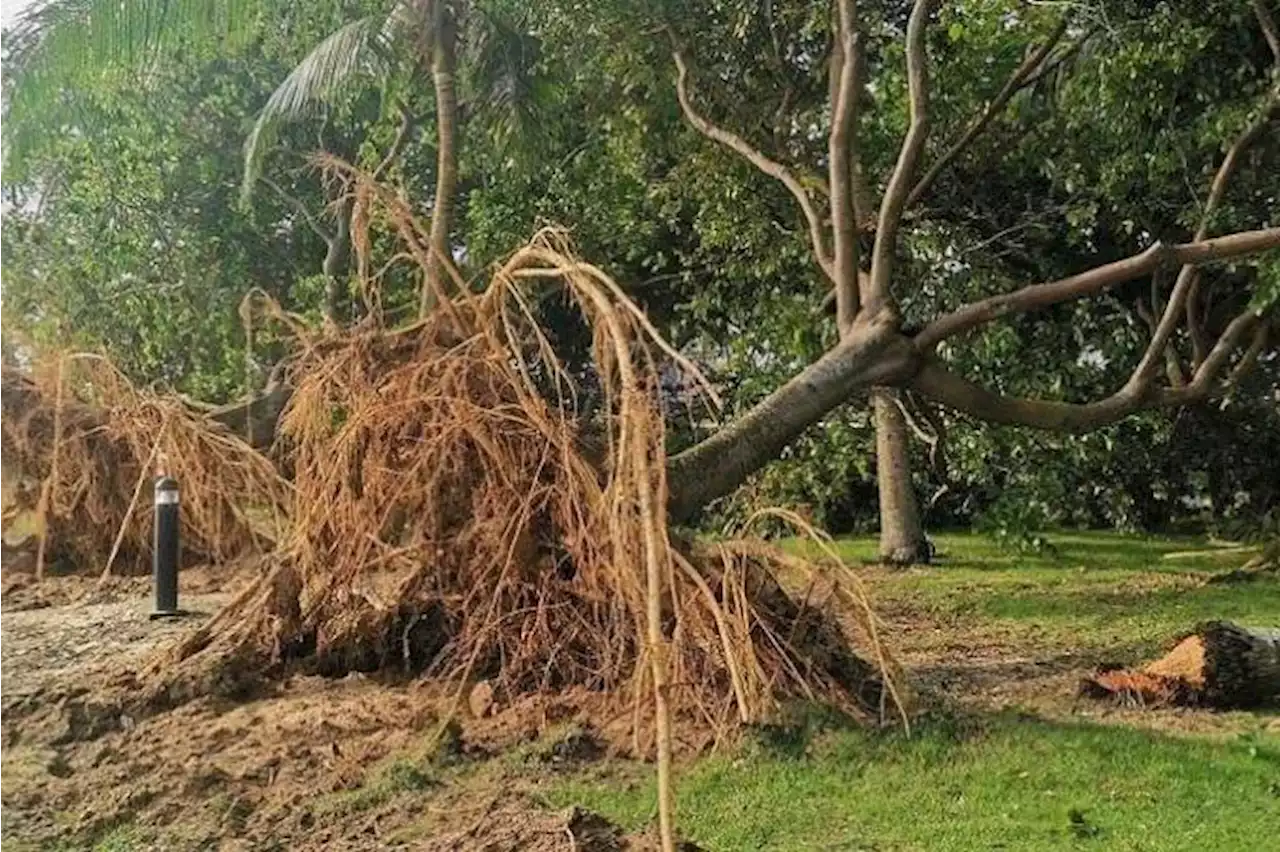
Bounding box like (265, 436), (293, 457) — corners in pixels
(4, 0), (540, 322)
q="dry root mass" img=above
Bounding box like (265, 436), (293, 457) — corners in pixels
(4, 162), (906, 751)
(1, 355), (290, 575)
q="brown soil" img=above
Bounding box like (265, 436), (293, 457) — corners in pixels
(0, 578), (664, 850)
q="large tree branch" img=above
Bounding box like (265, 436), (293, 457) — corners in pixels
(820, 20), (1088, 312)
(910, 360), (1191, 432)
(911, 293), (1266, 435)
(1134, 296), (1187, 387)
(829, 0), (863, 330)
(1183, 97), (1277, 366)
(910, 305), (1263, 433)
(914, 228), (1280, 351)
(671, 44), (834, 281)
(1227, 322), (1269, 388)
(1184, 7), (1280, 364)
(906, 17), (1069, 210)
(865, 0), (933, 315)
(666, 317), (917, 521)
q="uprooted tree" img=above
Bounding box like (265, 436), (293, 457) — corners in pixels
(4, 6), (1278, 848)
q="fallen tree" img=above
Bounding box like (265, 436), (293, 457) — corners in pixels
(115, 174), (905, 850)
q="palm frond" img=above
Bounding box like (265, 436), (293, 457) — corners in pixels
(240, 15), (396, 201)
(462, 4), (547, 152)
(3, 0), (260, 179)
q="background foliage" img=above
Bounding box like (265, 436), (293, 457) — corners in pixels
(3, 0), (1277, 537)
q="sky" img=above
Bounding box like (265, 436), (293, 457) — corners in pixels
(1, 0), (36, 30)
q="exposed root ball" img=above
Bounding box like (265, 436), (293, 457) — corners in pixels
(142, 164), (904, 746)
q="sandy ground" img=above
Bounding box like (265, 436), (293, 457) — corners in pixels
(0, 573), (664, 851)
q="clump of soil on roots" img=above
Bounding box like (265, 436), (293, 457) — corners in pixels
(23, 163), (907, 761)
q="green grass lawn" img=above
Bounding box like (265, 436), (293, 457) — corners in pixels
(548, 710), (1280, 851)
(546, 531), (1280, 851)
(819, 531), (1280, 654)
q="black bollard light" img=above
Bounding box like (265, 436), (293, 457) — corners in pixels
(151, 476), (182, 619)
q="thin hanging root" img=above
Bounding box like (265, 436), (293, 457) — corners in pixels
(738, 508), (912, 730)
(102, 415), (170, 579)
(33, 354), (66, 581)
(674, 550), (750, 724)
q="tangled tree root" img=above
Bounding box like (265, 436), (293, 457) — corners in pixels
(1, 355), (290, 575)
(136, 163), (906, 753)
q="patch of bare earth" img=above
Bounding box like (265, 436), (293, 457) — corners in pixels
(5, 563), (1274, 848)
(0, 582), (657, 850)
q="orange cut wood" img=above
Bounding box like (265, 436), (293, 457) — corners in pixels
(1142, 635), (1207, 688)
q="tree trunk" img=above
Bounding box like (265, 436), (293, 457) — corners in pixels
(1083, 621), (1280, 709)
(421, 5), (458, 317)
(322, 197), (352, 325)
(208, 379), (292, 449)
(667, 319), (918, 522)
(872, 388), (928, 564)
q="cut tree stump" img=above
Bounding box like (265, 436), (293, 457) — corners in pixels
(1081, 621), (1280, 709)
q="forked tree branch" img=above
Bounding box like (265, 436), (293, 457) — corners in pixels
(914, 227), (1280, 351)
(830, 0), (864, 330)
(820, 18), (1088, 313)
(910, 306), (1264, 433)
(1184, 4), (1280, 366)
(910, 361), (1185, 432)
(907, 22), (1280, 435)
(865, 0), (934, 315)
(1196, 309), (1264, 386)
(906, 16), (1069, 210)
(671, 43), (835, 281)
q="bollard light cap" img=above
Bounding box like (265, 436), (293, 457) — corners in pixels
(154, 477), (180, 504)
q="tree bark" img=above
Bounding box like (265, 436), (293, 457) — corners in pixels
(872, 389), (927, 564)
(322, 196), (352, 325)
(422, 4), (458, 316)
(208, 379), (292, 449)
(667, 318), (917, 523)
